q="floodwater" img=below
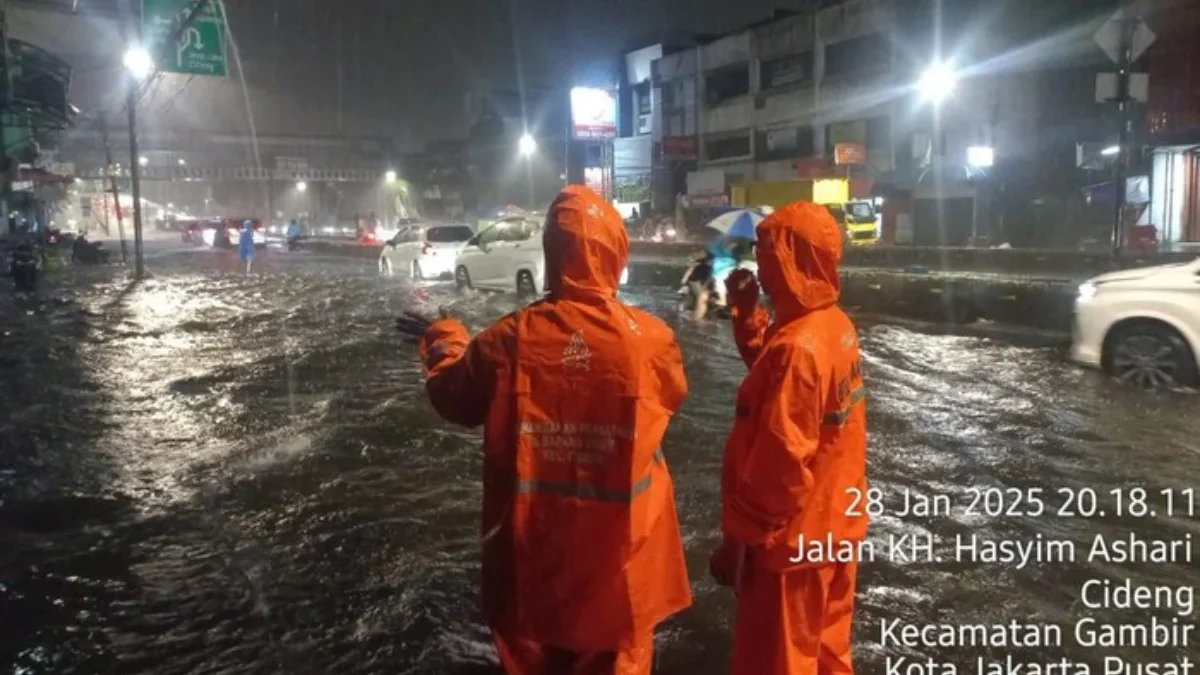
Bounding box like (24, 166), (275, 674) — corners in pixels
(2, 246), (1197, 674)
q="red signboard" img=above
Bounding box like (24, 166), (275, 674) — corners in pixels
(661, 136), (698, 160)
(834, 142), (867, 166)
(571, 87), (618, 140)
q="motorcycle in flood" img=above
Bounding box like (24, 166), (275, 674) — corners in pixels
(677, 258), (759, 319)
(72, 237), (111, 265)
(9, 242), (41, 292)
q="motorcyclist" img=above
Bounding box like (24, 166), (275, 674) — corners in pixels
(681, 235), (738, 320)
(9, 237), (40, 291)
(72, 233), (89, 263)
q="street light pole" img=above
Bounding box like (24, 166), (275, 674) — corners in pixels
(127, 79), (144, 278)
(1111, 17), (1135, 258)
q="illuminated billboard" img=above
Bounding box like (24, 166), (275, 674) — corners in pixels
(570, 87), (618, 140)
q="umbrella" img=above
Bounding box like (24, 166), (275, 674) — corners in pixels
(705, 208), (766, 240)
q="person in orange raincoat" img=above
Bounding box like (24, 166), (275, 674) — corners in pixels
(708, 201), (869, 675)
(397, 185), (692, 675)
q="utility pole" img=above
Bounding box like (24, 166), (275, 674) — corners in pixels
(1094, 4), (1155, 258)
(127, 82), (144, 277)
(1110, 16), (1134, 258)
(99, 115), (129, 263)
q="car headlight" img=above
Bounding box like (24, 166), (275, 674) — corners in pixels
(1077, 282), (1097, 301)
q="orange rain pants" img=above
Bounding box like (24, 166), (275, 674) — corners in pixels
(718, 201), (869, 675)
(418, 185), (691, 675)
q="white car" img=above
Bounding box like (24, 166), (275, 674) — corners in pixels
(1070, 258), (1200, 389)
(380, 224), (475, 280)
(455, 216), (629, 295)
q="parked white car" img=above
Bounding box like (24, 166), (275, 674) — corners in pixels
(1070, 258), (1200, 388)
(380, 223), (475, 280)
(454, 215), (630, 295)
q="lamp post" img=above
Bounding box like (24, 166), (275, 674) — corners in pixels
(123, 45), (152, 278)
(915, 61), (958, 245)
(918, 62), (957, 160)
(518, 133), (537, 208)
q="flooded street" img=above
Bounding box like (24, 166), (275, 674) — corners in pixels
(2, 248), (1198, 674)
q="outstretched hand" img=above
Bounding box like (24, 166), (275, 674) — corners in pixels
(395, 308), (452, 345)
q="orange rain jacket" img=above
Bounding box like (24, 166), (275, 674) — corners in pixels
(722, 201), (869, 571)
(418, 186), (692, 654)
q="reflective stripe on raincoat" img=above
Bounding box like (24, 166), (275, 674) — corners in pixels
(418, 185), (692, 653)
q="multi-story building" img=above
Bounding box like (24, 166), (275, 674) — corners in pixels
(648, 0), (1119, 245)
(614, 36), (699, 218)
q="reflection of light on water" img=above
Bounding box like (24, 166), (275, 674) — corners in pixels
(130, 285), (194, 337)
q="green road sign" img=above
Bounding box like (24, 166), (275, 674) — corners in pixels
(142, 0), (227, 77)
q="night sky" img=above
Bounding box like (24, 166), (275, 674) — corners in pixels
(15, 0), (1116, 151)
(213, 0), (794, 148)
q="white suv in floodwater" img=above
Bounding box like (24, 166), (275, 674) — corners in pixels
(1070, 258), (1200, 389)
(454, 215), (630, 296)
(380, 224), (475, 280)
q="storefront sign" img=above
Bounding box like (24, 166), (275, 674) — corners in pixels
(661, 136), (698, 160)
(683, 193), (730, 208)
(834, 142), (867, 165)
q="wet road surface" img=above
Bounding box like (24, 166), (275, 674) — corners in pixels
(2, 246), (1197, 674)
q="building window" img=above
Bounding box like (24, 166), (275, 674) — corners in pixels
(636, 83), (652, 135)
(705, 133), (752, 161)
(705, 65), (750, 106)
(661, 80), (680, 109)
(824, 34), (889, 79)
(761, 52), (813, 90)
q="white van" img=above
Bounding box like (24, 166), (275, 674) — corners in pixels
(454, 216), (546, 295)
(380, 223), (475, 280)
(455, 215), (629, 296)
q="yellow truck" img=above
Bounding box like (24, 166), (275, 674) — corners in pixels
(730, 178), (878, 246)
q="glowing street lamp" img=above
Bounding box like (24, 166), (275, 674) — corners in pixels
(918, 62), (957, 105)
(518, 133), (537, 158)
(296, 181), (308, 193)
(385, 169), (397, 184)
(138, 156), (149, 166)
(966, 145), (995, 168)
(123, 46), (153, 80)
